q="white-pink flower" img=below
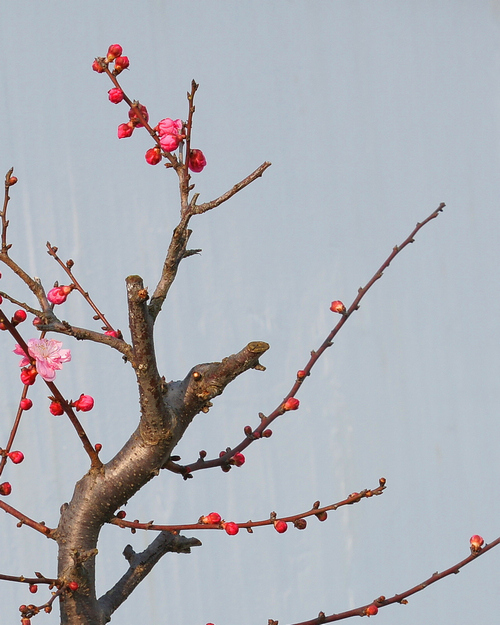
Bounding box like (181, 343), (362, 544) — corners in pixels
(13, 339), (71, 382)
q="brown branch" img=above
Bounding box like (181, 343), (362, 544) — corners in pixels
(0, 499), (53, 537)
(189, 161), (272, 214)
(0, 572), (58, 586)
(171, 203), (445, 475)
(97, 532), (201, 621)
(284, 535), (500, 624)
(109, 479), (386, 533)
(46, 242), (118, 334)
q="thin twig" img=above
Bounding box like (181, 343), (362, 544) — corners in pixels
(108, 479), (386, 533)
(284, 535), (500, 624)
(171, 203), (445, 475)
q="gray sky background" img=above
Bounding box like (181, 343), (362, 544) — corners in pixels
(1, 2), (499, 624)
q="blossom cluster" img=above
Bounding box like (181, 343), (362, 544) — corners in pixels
(94, 44), (206, 171)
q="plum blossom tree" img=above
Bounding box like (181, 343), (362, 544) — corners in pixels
(0, 44), (498, 625)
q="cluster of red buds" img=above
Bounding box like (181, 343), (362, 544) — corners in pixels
(49, 394), (94, 416)
(93, 44), (207, 172)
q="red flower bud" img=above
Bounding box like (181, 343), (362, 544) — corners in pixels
(95, 443), (102, 452)
(29, 585), (38, 594)
(20, 398), (33, 410)
(231, 452), (245, 467)
(365, 604), (378, 616)
(49, 401), (64, 416)
(188, 149), (207, 173)
(20, 367), (37, 386)
(72, 394), (94, 412)
(294, 518), (307, 530)
(315, 511), (328, 522)
(0, 482), (12, 496)
(330, 300), (346, 314)
(283, 397), (300, 411)
(297, 370), (307, 379)
(8, 176), (18, 186)
(145, 147), (162, 165)
(113, 56), (129, 74)
(262, 429), (273, 438)
(13, 310), (27, 323)
(67, 581), (79, 592)
(8, 451), (24, 464)
(202, 512), (222, 525)
(116, 510), (126, 519)
(92, 59), (105, 73)
(106, 44), (123, 61)
(223, 522), (239, 535)
(274, 520), (288, 533)
(105, 330), (119, 338)
(108, 88), (124, 104)
(470, 534), (484, 552)
(47, 287), (69, 305)
(118, 123), (134, 139)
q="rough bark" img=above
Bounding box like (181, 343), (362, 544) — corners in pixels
(55, 275), (269, 624)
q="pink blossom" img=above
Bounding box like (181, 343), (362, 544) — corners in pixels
(73, 394), (94, 412)
(14, 339), (71, 382)
(157, 118), (184, 152)
(47, 286), (71, 305)
(188, 149), (206, 173)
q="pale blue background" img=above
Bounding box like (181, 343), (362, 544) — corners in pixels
(1, 1), (499, 624)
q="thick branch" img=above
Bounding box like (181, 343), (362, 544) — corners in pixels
(98, 532), (201, 622)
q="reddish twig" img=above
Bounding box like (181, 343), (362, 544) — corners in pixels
(169, 203), (445, 476)
(0, 499), (53, 537)
(282, 535), (500, 624)
(108, 479), (385, 534)
(46, 242), (118, 334)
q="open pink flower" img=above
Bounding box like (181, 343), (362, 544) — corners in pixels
(14, 339), (71, 382)
(157, 118), (184, 152)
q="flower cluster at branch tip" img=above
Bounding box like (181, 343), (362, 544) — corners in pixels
(92, 44), (129, 75)
(470, 534), (484, 553)
(188, 149), (207, 173)
(0, 482), (12, 496)
(14, 338), (71, 382)
(47, 285), (72, 305)
(72, 394), (94, 412)
(283, 397), (300, 411)
(330, 300), (346, 314)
